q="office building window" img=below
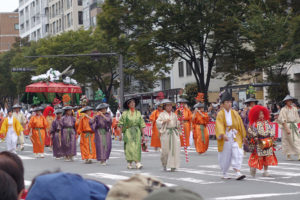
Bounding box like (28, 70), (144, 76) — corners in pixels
(186, 61), (192, 76)
(14, 24), (19, 30)
(178, 61), (184, 77)
(78, 11), (83, 25)
(78, 0), (82, 6)
(162, 78), (171, 90)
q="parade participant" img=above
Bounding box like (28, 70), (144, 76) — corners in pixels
(241, 98), (259, 153)
(192, 102), (210, 154)
(43, 106), (55, 149)
(149, 102), (163, 151)
(112, 112), (122, 141)
(28, 106), (48, 158)
(50, 109), (64, 159)
(248, 105), (278, 177)
(90, 103), (112, 166)
(77, 106), (96, 164)
(0, 108), (23, 154)
(60, 106), (77, 161)
(175, 98), (192, 147)
(278, 95), (300, 161)
(156, 99), (181, 172)
(12, 104), (26, 151)
(215, 91), (246, 180)
(0, 112), (5, 142)
(118, 98), (146, 169)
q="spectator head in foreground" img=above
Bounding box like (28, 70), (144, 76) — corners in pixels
(144, 186), (204, 200)
(0, 152), (24, 199)
(26, 172), (109, 200)
(106, 174), (166, 200)
(0, 169), (18, 200)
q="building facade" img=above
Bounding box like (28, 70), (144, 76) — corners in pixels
(83, 0), (103, 30)
(0, 12), (19, 52)
(19, 0), (85, 40)
(154, 58), (227, 102)
(19, 0), (49, 41)
(48, 0), (84, 35)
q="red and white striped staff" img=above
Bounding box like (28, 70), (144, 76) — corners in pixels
(177, 103), (189, 163)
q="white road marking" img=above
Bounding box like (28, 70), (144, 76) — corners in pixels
(19, 155), (35, 160)
(213, 192), (300, 200)
(86, 172), (128, 180)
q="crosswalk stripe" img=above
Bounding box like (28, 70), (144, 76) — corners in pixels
(212, 192), (300, 200)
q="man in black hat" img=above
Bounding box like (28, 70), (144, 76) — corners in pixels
(278, 95), (300, 160)
(215, 91), (246, 180)
(12, 104), (26, 151)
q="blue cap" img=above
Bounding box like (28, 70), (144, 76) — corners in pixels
(26, 172), (109, 200)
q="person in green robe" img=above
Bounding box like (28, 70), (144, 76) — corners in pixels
(118, 97), (146, 169)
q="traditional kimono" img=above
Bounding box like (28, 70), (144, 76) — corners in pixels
(112, 117), (121, 139)
(149, 109), (162, 148)
(215, 109), (246, 176)
(192, 112), (210, 154)
(248, 121), (278, 170)
(0, 117), (23, 153)
(45, 116), (55, 146)
(77, 116), (96, 160)
(118, 110), (146, 162)
(175, 107), (192, 147)
(241, 109), (256, 152)
(277, 106), (300, 156)
(50, 118), (63, 158)
(13, 112), (26, 147)
(90, 113), (112, 161)
(156, 111), (181, 169)
(60, 115), (77, 157)
(29, 115), (48, 153)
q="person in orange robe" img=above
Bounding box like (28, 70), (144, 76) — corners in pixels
(175, 98), (192, 147)
(149, 103), (163, 150)
(29, 106), (48, 158)
(43, 106), (55, 149)
(112, 112), (122, 141)
(192, 102), (210, 154)
(77, 106), (96, 164)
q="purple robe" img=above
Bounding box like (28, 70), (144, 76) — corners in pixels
(60, 115), (77, 156)
(50, 118), (63, 158)
(90, 113), (112, 161)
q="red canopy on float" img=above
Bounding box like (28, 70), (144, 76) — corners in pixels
(25, 82), (82, 93)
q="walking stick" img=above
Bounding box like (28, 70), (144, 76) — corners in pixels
(177, 104), (189, 163)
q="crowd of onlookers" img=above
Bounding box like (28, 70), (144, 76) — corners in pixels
(0, 151), (203, 200)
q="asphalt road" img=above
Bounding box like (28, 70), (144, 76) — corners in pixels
(1, 137), (300, 200)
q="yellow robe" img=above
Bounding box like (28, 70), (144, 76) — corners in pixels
(215, 109), (246, 152)
(0, 117), (23, 137)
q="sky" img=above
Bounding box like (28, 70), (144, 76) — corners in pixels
(0, 0), (19, 12)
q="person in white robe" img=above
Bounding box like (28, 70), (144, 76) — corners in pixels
(215, 91), (246, 180)
(156, 99), (181, 172)
(278, 95), (300, 161)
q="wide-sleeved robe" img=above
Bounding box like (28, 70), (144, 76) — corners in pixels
(278, 106), (300, 155)
(175, 107), (192, 147)
(50, 118), (63, 158)
(90, 113), (112, 161)
(192, 112), (210, 154)
(60, 115), (77, 156)
(45, 116), (55, 146)
(118, 110), (146, 162)
(77, 116), (96, 160)
(149, 109), (162, 148)
(29, 115), (48, 153)
(156, 111), (181, 169)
